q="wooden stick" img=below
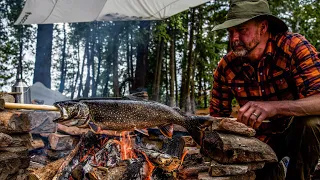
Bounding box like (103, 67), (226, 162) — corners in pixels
(4, 102), (59, 111)
(214, 117), (270, 123)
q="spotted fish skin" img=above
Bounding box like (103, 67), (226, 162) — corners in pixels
(54, 99), (213, 145)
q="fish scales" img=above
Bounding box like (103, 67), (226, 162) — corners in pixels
(83, 100), (186, 130)
(54, 99), (214, 145)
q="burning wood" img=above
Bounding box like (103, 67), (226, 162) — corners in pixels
(28, 158), (64, 180)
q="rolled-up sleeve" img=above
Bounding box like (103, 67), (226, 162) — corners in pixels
(290, 34), (320, 98)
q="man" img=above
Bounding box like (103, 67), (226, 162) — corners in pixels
(210, 0), (320, 179)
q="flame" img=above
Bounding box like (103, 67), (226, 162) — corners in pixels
(119, 131), (137, 160)
(180, 150), (188, 165)
(140, 151), (155, 180)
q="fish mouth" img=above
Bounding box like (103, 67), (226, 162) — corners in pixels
(53, 103), (70, 122)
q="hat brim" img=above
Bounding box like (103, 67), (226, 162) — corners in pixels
(212, 15), (288, 33)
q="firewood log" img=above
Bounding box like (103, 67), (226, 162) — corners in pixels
(28, 158), (65, 180)
(0, 110), (31, 134)
(201, 131), (277, 164)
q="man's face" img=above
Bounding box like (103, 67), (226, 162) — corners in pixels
(227, 20), (262, 57)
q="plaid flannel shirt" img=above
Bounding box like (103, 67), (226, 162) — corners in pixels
(210, 32), (320, 135)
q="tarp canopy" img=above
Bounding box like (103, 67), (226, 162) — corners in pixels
(15, 0), (210, 25)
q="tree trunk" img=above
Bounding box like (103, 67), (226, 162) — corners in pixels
(112, 22), (121, 97)
(77, 39), (88, 98)
(133, 21), (150, 91)
(34, 24), (53, 88)
(180, 13), (189, 109)
(58, 23), (67, 93)
(83, 28), (94, 97)
(184, 8), (195, 113)
(93, 33), (102, 97)
(70, 40), (80, 99)
(151, 37), (164, 101)
(169, 31), (175, 107)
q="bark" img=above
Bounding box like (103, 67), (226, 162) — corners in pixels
(77, 39), (88, 98)
(71, 40), (81, 99)
(201, 131), (278, 164)
(133, 21), (150, 91)
(83, 28), (94, 97)
(151, 37), (164, 101)
(58, 23), (67, 93)
(0, 110), (31, 134)
(112, 23), (121, 97)
(28, 158), (64, 180)
(169, 30), (176, 107)
(34, 24), (53, 88)
(180, 13), (189, 109)
(184, 8), (196, 113)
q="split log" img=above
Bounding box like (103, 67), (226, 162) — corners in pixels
(141, 136), (164, 150)
(30, 137), (45, 150)
(45, 149), (72, 160)
(0, 110), (31, 134)
(181, 136), (197, 147)
(0, 92), (15, 103)
(10, 133), (32, 148)
(209, 160), (265, 176)
(178, 165), (210, 179)
(135, 146), (181, 172)
(163, 136), (185, 158)
(211, 118), (256, 137)
(29, 111), (59, 134)
(201, 131), (277, 164)
(53, 135), (83, 179)
(0, 132), (13, 147)
(57, 123), (90, 135)
(48, 133), (79, 150)
(198, 171), (256, 180)
(28, 158), (65, 180)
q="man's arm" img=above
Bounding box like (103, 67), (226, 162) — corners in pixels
(238, 33), (320, 129)
(237, 93), (320, 129)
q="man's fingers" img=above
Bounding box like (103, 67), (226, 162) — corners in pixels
(237, 104), (250, 122)
(253, 113), (267, 129)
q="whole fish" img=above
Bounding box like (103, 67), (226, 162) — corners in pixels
(53, 99), (213, 145)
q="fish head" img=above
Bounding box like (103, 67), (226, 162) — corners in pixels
(54, 100), (80, 120)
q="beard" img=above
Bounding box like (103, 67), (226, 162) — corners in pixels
(231, 31), (260, 57)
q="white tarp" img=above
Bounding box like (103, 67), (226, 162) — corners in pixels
(15, 0), (210, 25)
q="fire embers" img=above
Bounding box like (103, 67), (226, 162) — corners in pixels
(58, 130), (185, 180)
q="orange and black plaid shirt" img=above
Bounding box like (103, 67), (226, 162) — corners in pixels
(210, 32), (320, 134)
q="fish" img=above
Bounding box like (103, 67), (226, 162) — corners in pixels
(53, 99), (214, 145)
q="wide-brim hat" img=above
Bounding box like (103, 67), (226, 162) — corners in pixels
(213, 0), (288, 33)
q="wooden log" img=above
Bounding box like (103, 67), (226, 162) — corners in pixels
(0, 92), (15, 103)
(135, 146), (181, 172)
(57, 123), (90, 135)
(177, 165), (209, 179)
(198, 171), (256, 180)
(0, 132), (13, 147)
(201, 131), (277, 164)
(53, 135), (83, 179)
(30, 136), (45, 150)
(10, 133), (32, 148)
(181, 136), (197, 147)
(48, 133), (79, 150)
(0, 110), (31, 134)
(29, 111), (59, 134)
(28, 158), (65, 180)
(211, 118), (256, 137)
(209, 160), (265, 176)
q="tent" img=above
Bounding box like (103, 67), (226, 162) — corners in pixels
(15, 0), (210, 25)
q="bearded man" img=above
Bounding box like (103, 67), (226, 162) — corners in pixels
(210, 0), (320, 179)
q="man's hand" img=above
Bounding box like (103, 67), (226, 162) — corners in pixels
(237, 101), (277, 129)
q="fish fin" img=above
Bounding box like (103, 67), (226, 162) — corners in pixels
(158, 123), (174, 138)
(134, 128), (149, 136)
(88, 122), (100, 133)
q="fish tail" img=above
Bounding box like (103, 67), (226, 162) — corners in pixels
(184, 116), (214, 146)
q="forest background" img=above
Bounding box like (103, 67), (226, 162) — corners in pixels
(0, 0), (320, 113)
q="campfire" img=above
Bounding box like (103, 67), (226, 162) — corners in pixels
(0, 93), (281, 179)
